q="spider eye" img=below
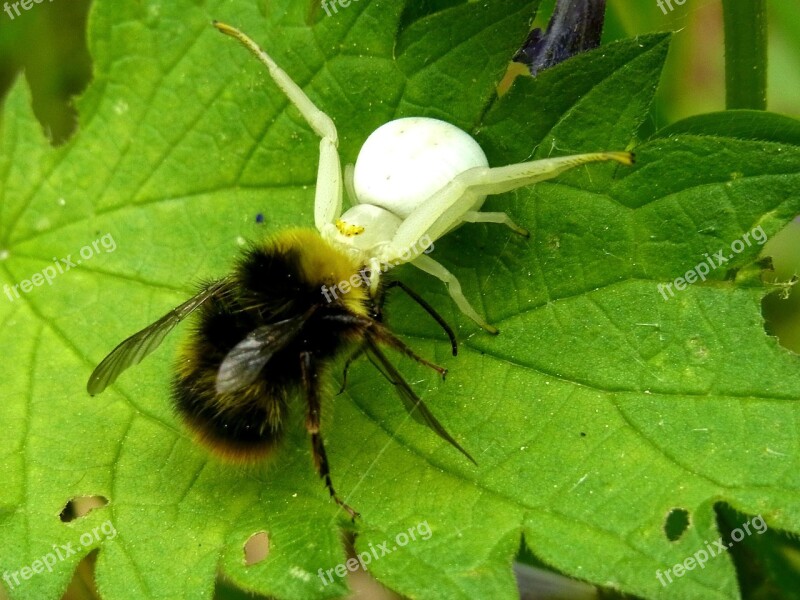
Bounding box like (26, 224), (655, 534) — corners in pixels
(330, 205), (403, 253)
(334, 219), (365, 237)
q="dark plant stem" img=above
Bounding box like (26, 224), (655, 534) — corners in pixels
(721, 0), (768, 110)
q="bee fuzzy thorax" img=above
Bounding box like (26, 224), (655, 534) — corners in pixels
(87, 225), (471, 517)
(272, 229), (371, 316)
(169, 229), (375, 458)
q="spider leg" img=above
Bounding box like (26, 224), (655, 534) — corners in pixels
(300, 351), (358, 519)
(411, 254), (498, 334)
(213, 22), (343, 230)
(344, 163), (357, 206)
(461, 210), (529, 237)
(389, 151), (633, 254)
(376, 151), (632, 330)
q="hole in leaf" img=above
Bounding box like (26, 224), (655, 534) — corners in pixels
(714, 503), (780, 597)
(64, 549), (99, 598)
(513, 536), (613, 599)
(762, 218), (800, 353)
(59, 496), (108, 523)
(244, 531), (270, 566)
(664, 507), (690, 541)
(0, 0), (93, 145)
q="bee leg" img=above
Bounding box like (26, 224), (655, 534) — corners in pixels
(368, 324), (448, 380)
(324, 314), (448, 380)
(300, 351), (359, 519)
(337, 347), (364, 395)
(382, 280), (458, 356)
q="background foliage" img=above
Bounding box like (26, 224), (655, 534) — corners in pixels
(1, 1), (799, 599)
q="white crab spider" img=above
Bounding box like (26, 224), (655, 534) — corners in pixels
(214, 22), (633, 333)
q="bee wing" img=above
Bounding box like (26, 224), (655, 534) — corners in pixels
(215, 313), (311, 395)
(365, 339), (476, 464)
(87, 278), (231, 396)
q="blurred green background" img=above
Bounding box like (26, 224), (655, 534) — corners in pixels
(1, 1), (799, 599)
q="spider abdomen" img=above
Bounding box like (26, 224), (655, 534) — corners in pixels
(352, 117), (490, 218)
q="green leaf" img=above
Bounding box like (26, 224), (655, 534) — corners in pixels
(1, 1), (799, 600)
(655, 109), (800, 146)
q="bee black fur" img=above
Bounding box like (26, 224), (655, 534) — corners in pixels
(87, 229), (472, 517)
(172, 230), (372, 461)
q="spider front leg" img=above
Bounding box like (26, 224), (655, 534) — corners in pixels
(213, 22), (343, 229)
(384, 151), (634, 331)
(392, 151), (634, 250)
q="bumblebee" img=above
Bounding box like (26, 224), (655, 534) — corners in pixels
(87, 229), (472, 516)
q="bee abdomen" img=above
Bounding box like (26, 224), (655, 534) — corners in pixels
(172, 371), (287, 462)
